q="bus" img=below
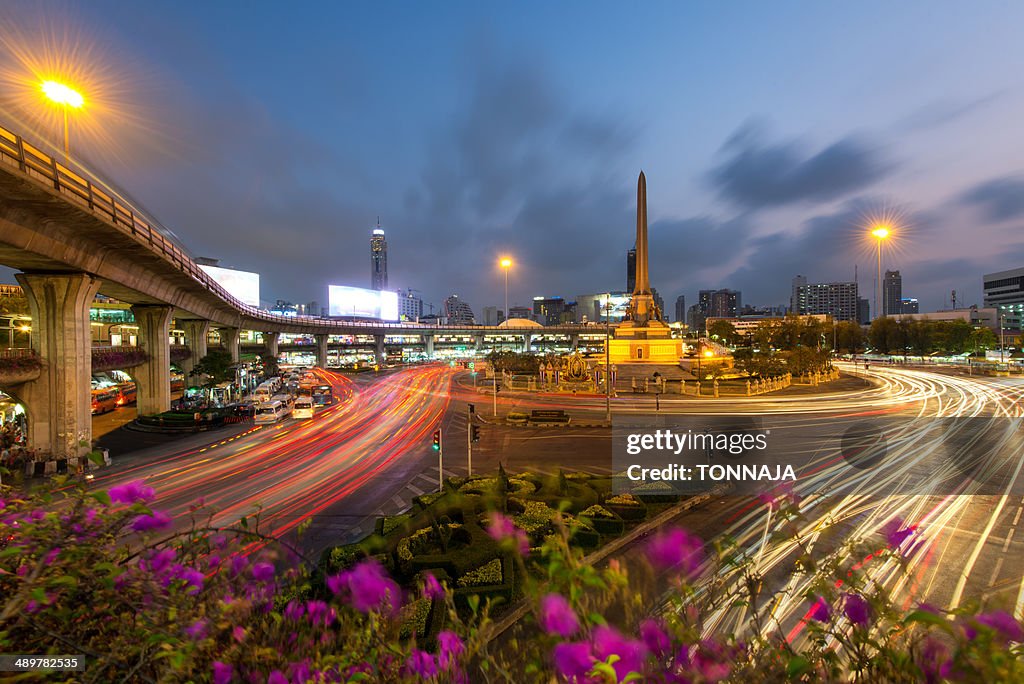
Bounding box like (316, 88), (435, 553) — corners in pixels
(254, 400), (290, 424)
(115, 382), (137, 406)
(91, 388), (118, 415)
(292, 396), (315, 419)
(312, 384), (334, 406)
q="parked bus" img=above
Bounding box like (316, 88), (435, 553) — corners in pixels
(115, 382), (137, 406)
(292, 396), (315, 419)
(91, 388), (118, 415)
(254, 400), (290, 424)
(312, 384), (334, 406)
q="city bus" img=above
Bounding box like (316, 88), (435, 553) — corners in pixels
(292, 396), (315, 419)
(312, 384), (334, 406)
(91, 388), (118, 415)
(115, 382), (137, 406)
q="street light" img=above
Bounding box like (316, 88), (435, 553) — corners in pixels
(604, 293), (612, 422)
(41, 80), (84, 159)
(497, 258), (509, 321)
(870, 225), (890, 320)
(1000, 313), (1006, 363)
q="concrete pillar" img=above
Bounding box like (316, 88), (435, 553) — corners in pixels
(474, 334), (485, 353)
(423, 334), (435, 359)
(523, 333), (532, 352)
(16, 272), (101, 458)
(179, 319), (209, 378)
(569, 333), (580, 350)
(219, 327), (240, 364)
(315, 334), (328, 369)
(264, 331), (280, 359)
(374, 334), (386, 367)
(131, 305), (173, 416)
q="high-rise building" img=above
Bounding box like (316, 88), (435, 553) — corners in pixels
(626, 247), (636, 293)
(508, 305), (532, 321)
(857, 297), (871, 325)
(791, 276), (859, 321)
(533, 297), (566, 326)
(482, 306), (500, 326)
(370, 223), (388, 290)
(984, 266), (1024, 332)
(674, 295), (686, 324)
(687, 303), (706, 332)
(709, 289), (741, 318)
(651, 288), (665, 320)
(883, 270), (902, 317)
(444, 295), (475, 325)
(900, 298), (919, 314)
(397, 289), (422, 322)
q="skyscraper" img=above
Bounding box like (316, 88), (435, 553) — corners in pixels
(444, 295), (475, 325)
(674, 295), (686, 323)
(791, 276), (859, 322)
(626, 247), (636, 293)
(370, 222), (388, 290)
(883, 270), (902, 317)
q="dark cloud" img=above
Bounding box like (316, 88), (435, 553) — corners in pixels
(960, 175), (1024, 222)
(709, 123), (890, 210)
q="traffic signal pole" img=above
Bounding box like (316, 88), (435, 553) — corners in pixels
(467, 405), (473, 477)
(432, 429), (443, 492)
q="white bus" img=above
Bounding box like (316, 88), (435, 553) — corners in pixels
(292, 396), (315, 419)
(253, 383), (275, 403)
(254, 400), (290, 424)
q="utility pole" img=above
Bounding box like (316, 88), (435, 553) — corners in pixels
(467, 404), (475, 477)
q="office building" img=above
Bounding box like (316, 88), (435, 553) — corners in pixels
(508, 305), (533, 321)
(790, 277), (859, 322)
(687, 303), (706, 333)
(674, 295), (686, 324)
(482, 306), (504, 326)
(984, 266), (1024, 332)
(444, 295), (475, 325)
(626, 247), (636, 293)
(883, 270), (902, 317)
(651, 288), (666, 319)
(857, 297), (870, 325)
(370, 224), (388, 290)
(900, 298), (919, 314)
(397, 289), (422, 322)
(533, 297), (566, 326)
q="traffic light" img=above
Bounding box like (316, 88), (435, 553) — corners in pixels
(432, 429), (442, 451)
(468, 403), (475, 414)
(471, 425), (481, 443)
(469, 362), (475, 371)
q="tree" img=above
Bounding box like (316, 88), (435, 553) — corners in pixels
(970, 326), (998, 353)
(707, 320), (738, 346)
(190, 349), (236, 386)
(784, 347), (830, 375)
(907, 320), (933, 356)
(260, 353), (280, 379)
(0, 294), (29, 317)
(868, 317), (898, 354)
(834, 321), (865, 354)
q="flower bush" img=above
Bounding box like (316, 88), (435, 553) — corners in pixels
(1, 479), (1023, 682)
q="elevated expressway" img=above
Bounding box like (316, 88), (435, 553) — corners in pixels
(0, 122), (601, 456)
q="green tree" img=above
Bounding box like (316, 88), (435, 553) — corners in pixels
(868, 317), (898, 354)
(190, 349), (236, 386)
(970, 326), (998, 353)
(707, 319), (738, 346)
(834, 321), (865, 353)
(260, 353), (280, 378)
(0, 294), (29, 317)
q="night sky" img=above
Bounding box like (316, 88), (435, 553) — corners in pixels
(2, 1), (1024, 317)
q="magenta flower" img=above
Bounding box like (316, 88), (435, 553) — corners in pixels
(405, 649), (439, 678)
(917, 635), (953, 684)
(486, 512), (529, 555)
(184, 619), (207, 641)
(808, 596), (832, 622)
(212, 661), (233, 684)
(422, 572), (445, 600)
(437, 630), (465, 669)
(325, 572), (346, 595)
(539, 593), (580, 638)
(973, 610), (1024, 642)
(109, 480), (156, 504)
(640, 619), (671, 657)
(267, 671), (288, 684)
(330, 559), (401, 615)
(592, 625), (647, 680)
(882, 517), (914, 550)
(131, 510), (172, 532)
(229, 555), (248, 578)
(251, 562), (275, 583)
(693, 640), (733, 682)
(552, 642), (596, 683)
(843, 593), (871, 627)
(142, 548), (175, 574)
(647, 526), (704, 577)
(232, 626), (246, 643)
(283, 600), (305, 621)
(304, 600), (336, 627)
(43, 547), (60, 565)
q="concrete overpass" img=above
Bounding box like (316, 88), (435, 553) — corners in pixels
(0, 121), (604, 456)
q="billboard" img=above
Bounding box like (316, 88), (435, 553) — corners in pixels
(199, 265), (260, 307)
(328, 285), (399, 321)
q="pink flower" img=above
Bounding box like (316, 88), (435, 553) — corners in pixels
(647, 526), (704, 577)
(917, 635), (953, 684)
(486, 512), (529, 555)
(131, 510), (172, 532)
(692, 640), (733, 682)
(843, 593), (871, 627)
(232, 626), (246, 643)
(405, 650), (439, 678)
(437, 630), (465, 670)
(177, 568), (205, 593)
(972, 610), (1024, 642)
(808, 596), (832, 622)
(539, 593), (579, 637)
(422, 572), (445, 600)
(639, 619), (671, 656)
(145, 548), (176, 574)
(592, 625), (647, 681)
(267, 671), (288, 684)
(184, 619), (207, 640)
(43, 547), (60, 564)
(251, 562), (275, 583)
(552, 642), (595, 683)
(283, 600), (305, 621)
(882, 517), (914, 550)
(109, 480), (156, 504)
(329, 559), (401, 615)
(212, 661), (233, 684)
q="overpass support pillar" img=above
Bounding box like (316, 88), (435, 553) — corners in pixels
(569, 333), (580, 350)
(474, 334), (485, 353)
(15, 272), (101, 458)
(131, 305), (173, 416)
(180, 319), (210, 379)
(423, 334), (435, 359)
(264, 332), (280, 359)
(219, 327), (240, 364)
(374, 334), (386, 367)
(315, 334), (329, 369)
(523, 333), (533, 353)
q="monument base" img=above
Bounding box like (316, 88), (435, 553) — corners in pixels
(608, 337), (684, 364)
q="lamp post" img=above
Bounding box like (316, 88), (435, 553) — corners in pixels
(871, 225), (890, 320)
(604, 293), (612, 422)
(1000, 314), (1006, 363)
(500, 258), (512, 322)
(41, 80), (84, 159)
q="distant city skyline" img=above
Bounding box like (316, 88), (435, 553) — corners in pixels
(2, 1), (1024, 314)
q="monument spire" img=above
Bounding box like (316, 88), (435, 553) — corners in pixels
(635, 171), (650, 295)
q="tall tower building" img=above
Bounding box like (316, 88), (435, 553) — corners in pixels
(883, 270), (902, 317)
(370, 221), (388, 290)
(626, 247), (637, 293)
(674, 295), (686, 323)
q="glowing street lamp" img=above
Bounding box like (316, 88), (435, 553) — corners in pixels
(870, 224), (891, 320)
(499, 258), (512, 322)
(41, 80), (84, 158)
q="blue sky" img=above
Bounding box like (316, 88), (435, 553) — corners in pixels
(2, 0), (1024, 317)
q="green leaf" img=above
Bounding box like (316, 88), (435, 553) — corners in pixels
(467, 595), (480, 615)
(239, 516), (248, 530)
(90, 491), (111, 506)
(904, 610), (953, 633)
(88, 451), (105, 466)
(48, 575), (79, 588)
(787, 656), (810, 677)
